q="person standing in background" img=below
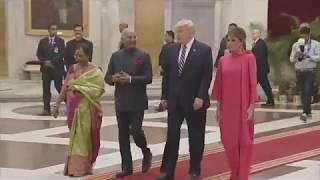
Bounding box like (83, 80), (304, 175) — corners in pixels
(156, 30), (175, 112)
(119, 23), (129, 49)
(64, 24), (93, 71)
(119, 23), (129, 33)
(290, 26), (320, 121)
(105, 31), (153, 178)
(159, 30), (175, 74)
(252, 29), (275, 106)
(214, 23), (238, 68)
(290, 23), (320, 104)
(36, 24), (65, 116)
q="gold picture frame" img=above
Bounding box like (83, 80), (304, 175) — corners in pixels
(25, 0), (89, 37)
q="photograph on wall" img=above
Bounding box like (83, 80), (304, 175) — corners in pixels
(25, 0), (88, 36)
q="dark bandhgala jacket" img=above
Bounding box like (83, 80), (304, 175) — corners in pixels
(105, 48), (153, 111)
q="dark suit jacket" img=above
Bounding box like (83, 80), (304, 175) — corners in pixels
(214, 37), (227, 68)
(161, 40), (213, 111)
(36, 36), (65, 74)
(105, 48), (153, 111)
(159, 42), (174, 67)
(64, 38), (93, 66)
(252, 38), (270, 75)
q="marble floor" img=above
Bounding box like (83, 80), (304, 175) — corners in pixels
(1, 80), (320, 179)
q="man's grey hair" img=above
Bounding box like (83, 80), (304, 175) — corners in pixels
(299, 22), (310, 29)
(175, 19), (195, 30)
(253, 28), (262, 36)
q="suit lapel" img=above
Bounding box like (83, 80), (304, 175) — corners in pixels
(255, 39), (262, 48)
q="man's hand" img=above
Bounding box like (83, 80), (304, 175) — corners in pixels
(160, 100), (168, 110)
(44, 61), (54, 68)
(52, 104), (60, 118)
(247, 104), (255, 120)
(118, 72), (131, 84)
(112, 73), (122, 83)
(193, 97), (204, 111)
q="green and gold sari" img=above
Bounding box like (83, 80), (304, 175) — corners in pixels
(64, 66), (105, 177)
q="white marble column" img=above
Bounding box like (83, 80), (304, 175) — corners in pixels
(216, 0), (268, 49)
(170, 0), (216, 48)
(100, 0), (121, 71)
(6, 0), (41, 79)
(119, 0), (135, 31)
(88, 0), (103, 67)
(165, 0), (173, 30)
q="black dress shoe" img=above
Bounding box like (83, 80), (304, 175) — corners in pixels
(188, 173), (200, 180)
(37, 110), (51, 116)
(156, 173), (173, 180)
(142, 151), (152, 173)
(261, 101), (275, 107)
(115, 170), (133, 178)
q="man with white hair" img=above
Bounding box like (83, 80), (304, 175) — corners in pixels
(158, 19), (213, 180)
(252, 29), (274, 106)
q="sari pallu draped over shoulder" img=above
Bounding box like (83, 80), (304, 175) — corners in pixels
(64, 67), (105, 177)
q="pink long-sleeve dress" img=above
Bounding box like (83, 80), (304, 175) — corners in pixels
(212, 51), (258, 180)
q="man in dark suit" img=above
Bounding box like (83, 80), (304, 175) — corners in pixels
(64, 24), (93, 71)
(252, 29), (275, 106)
(156, 30), (175, 112)
(159, 30), (175, 72)
(214, 23), (238, 68)
(157, 19), (213, 180)
(105, 31), (153, 178)
(36, 24), (65, 116)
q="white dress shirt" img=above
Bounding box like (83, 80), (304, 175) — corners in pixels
(179, 37), (195, 63)
(49, 36), (55, 46)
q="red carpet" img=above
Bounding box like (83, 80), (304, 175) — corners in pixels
(88, 126), (320, 180)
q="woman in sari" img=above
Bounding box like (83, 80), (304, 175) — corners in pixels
(52, 43), (105, 177)
(212, 27), (258, 180)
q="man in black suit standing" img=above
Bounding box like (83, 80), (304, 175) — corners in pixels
(157, 19), (213, 180)
(214, 23), (238, 68)
(105, 31), (153, 178)
(252, 29), (275, 106)
(36, 24), (65, 116)
(159, 30), (175, 73)
(156, 30), (175, 112)
(64, 24), (93, 71)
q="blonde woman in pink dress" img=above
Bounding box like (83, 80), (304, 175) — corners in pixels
(212, 27), (258, 180)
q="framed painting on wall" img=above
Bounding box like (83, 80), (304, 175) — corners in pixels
(25, 0), (89, 36)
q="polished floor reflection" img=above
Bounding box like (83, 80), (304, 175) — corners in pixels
(1, 95), (320, 179)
